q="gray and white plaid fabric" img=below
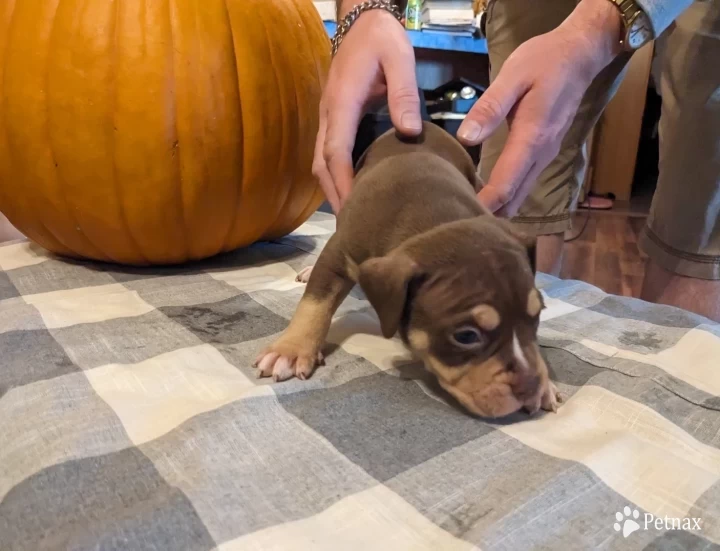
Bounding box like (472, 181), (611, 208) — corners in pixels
(1, 211), (719, 550)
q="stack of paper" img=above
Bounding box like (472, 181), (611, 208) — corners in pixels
(313, 0), (336, 21)
(422, 0), (475, 36)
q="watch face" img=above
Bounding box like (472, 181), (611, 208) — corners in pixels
(627, 12), (654, 49)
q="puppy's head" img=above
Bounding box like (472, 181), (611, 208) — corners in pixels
(358, 222), (548, 418)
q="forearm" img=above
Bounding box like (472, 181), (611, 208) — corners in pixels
(559, 0), (624, 77)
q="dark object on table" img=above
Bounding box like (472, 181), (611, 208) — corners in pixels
(424, 78), (486, 165)
(352, 89), (432, 166)
(353, 79), (486, 166)
(424, 78), (486, 115)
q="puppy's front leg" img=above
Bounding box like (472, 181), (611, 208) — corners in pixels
(254, 238), (353, 382)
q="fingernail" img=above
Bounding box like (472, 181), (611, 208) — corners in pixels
(401, 112), (422, 132)
(459, 121), (482, 143)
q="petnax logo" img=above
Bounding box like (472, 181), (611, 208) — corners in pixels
(613, 506), (702, 539)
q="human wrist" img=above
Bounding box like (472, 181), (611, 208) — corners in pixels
(337, 0), (403, 18)
(332, 1), (405, 56)
(560, 0), (624, 77)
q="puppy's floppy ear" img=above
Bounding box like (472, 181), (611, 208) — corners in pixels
(358, 254), (421, 339)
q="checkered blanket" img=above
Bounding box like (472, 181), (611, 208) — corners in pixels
(1, 211), (719, 551)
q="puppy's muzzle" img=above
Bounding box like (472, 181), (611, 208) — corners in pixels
(510, 371), (541, 402)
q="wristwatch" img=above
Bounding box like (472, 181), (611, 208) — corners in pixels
(607, 0), (655, 50)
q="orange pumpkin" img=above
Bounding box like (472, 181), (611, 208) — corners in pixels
(0, 0), (330, 265)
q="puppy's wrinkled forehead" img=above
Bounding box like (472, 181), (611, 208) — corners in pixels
(408, 262), (543, 372)
(414, 254), (538, 324)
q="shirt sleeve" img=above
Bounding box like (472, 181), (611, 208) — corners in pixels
(634, 0), (694, 36)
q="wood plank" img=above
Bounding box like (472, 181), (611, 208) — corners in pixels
(563, 212), (648, 298)
(561, 240), (595, 284)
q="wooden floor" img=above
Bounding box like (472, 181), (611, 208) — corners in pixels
(561, 211), (648, 298)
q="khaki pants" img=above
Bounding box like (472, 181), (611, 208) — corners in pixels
(478, 0), (720, 280)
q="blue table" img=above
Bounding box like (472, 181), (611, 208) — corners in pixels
(323, 21), (488, 54)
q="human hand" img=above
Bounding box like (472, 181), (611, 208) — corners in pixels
(313, 9), (422, 214)
(457, 0), (623, 216)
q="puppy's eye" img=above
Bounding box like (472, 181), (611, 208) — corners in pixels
(450, 326), (485, 349)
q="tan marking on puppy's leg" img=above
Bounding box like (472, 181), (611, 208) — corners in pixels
(408, 329), (430, 352)
(254, 294), (340, 381)
(257, 296), (338, 381)
(255, 239), (353, 382)
(472, 304), (501, 331)
(527, 288), (543, 317)
(344, 255), (360, 283)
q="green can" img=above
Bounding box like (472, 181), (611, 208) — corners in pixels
(405, 0), (423, 30)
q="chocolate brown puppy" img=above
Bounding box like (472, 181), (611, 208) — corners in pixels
(254, 122), (562, 418)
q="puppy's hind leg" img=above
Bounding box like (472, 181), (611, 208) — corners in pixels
(254, 237), (353, 382)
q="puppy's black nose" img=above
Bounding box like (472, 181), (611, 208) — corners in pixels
(512, 373), (541, 400)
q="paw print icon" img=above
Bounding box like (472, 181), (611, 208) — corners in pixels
(614, 506), (641, 538)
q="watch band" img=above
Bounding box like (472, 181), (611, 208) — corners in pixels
(606, 0), (652, 49)
(331, 1), (404, 57)
(608, 0), (642, 22)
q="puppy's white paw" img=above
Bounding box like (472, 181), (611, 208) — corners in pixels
(253, 343), (324, 382)
(295, 266), (314, 283)
(541, 381), (563, 413)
